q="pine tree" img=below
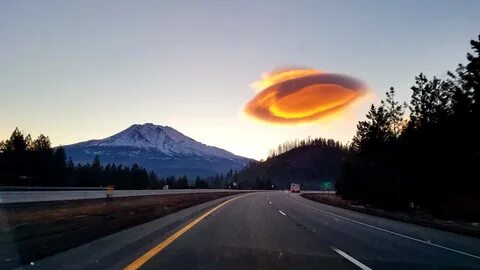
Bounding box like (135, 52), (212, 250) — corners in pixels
(383, 87), (406, 137)
(31, 134), (52, 151)
(53, 147), (67, 183)
(92, 155), (102, 171)
(66, 157), (74, 170)
(409, 74), (452, 128)
(462, 35), (480, 115)
(4, 128), (30, 152)
(352, 104), (390, 153)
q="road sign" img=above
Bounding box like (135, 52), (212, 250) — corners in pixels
(320, 181), (333, 191)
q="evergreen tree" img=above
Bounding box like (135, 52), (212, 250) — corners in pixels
(352, 104), (390, 153)
(460, 35), (480, 115)
(176, 175), (189, 189)
(31, 134), (51, 151)
(4, 128), (30, 152)
(383, 87), (406, 137)
(409, 74), (452, 128)
(53, 147), (67, 183)
(0, 141), (5, 153)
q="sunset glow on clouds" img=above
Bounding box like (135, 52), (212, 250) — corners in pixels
(244, 68), (368, 124)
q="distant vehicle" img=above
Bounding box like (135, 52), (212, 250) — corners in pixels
(290, 183), (301, 193)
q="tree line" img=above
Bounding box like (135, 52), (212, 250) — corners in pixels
(0, 129), (211, 189)
(235, 137), (349, 190)
(0, 127), (273, 190)
(336, 35), (480, 219)
(268, 137), (345, 158)
(0, 129), (68, 186)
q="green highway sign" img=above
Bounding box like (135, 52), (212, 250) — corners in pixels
(320, 181), (333, 191)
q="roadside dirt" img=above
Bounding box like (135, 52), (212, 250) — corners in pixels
(0, 192), (236, 268)
(301, 193), (480, 238)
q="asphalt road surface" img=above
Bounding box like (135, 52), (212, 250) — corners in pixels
(21, 191), (480, 270)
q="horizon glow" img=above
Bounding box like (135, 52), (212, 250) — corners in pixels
(1, 1), (478, 160)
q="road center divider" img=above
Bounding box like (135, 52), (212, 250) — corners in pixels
(124, 193), (251, 270)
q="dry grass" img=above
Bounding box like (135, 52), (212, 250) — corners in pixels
(301, 193), (480, 238)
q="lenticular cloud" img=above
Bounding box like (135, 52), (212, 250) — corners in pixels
(244, 68), (368, 124)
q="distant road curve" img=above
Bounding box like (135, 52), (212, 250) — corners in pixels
(0, 188), (254, 204)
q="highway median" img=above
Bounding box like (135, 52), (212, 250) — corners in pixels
(0, 191), (244, 268)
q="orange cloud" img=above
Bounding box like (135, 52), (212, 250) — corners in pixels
(244, 68), (368, 124)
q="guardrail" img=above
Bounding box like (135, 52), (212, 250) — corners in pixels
(0, 189), (253, 204)
(0, 186), (108, 191)
(301, 190), (337, 195)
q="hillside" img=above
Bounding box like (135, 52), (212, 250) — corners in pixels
(236, 138), (349, 190)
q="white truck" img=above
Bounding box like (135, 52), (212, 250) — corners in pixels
(290, 183), (301, 193)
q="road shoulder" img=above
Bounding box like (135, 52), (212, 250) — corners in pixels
(15, 194), (242, 270)
(301, 193), (480, 238)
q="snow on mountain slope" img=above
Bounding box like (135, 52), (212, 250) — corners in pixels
(64, 123), (252, 177)
(72, 123), (240, 159)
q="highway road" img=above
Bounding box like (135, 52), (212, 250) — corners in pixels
(20, 191), (480, 270)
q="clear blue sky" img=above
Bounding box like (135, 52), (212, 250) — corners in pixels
(1, 0), (479, 159)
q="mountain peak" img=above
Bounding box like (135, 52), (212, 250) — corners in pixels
(131, 123), (165, 128)
(69, 123), (240, 159)
(64, 123), (251, 177)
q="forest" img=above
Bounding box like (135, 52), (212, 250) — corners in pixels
(233, 138), (348, 190)
(0, 130), (209, 189)
(336, 35), (480, 219)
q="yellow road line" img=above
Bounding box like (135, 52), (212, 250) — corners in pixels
(124, 193), (250, 270)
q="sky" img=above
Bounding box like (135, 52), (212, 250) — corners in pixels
(1, 0), (479, 160)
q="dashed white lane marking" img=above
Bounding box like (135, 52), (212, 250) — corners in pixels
(288, 196), (480, 260)
(332, 247), (372, 270)
(278, 210), (287, 216)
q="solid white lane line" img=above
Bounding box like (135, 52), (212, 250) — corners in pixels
(288, 196), (480, 260)
(332, 247), (372, 270)
(278, 210), (287, 216)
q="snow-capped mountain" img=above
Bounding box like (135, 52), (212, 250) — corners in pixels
(63, 123), (252, 177)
